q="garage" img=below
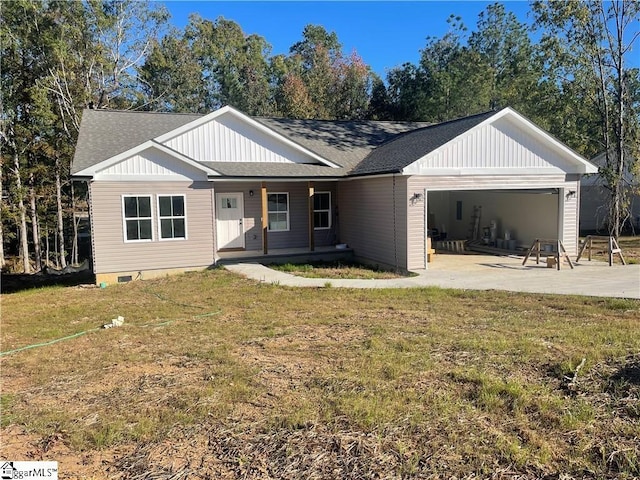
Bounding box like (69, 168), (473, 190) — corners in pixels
(426, 188), (561, 252)
(399, 108), (596, 271)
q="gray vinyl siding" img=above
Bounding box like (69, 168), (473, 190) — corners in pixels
(213, 181), (338, 251)
(337, 176), (408, 270)
(90, 181), (215, 274)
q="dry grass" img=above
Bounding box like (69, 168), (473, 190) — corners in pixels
(269, 260), (408, 279)
(579, 235), (640, 264)
(1, 268), (639, 479)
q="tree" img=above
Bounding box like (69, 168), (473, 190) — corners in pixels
(468, 3), (542, 114)
(367, 75), (392, 120)
(534, 0), (640, 237)
(386, 62), (430, 121)
(288, 25), (341, 119)
(139, 30), (209, 112)
(420, 35), (493, 121)
(87, 0), (168, 109)
(182, 15), (272, 115)
(1, 0), (168, 272)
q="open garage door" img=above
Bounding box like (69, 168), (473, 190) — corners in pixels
(426, 189), (561, 253)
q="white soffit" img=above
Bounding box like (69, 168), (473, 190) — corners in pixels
(156, 106), (339, 168)
(403, 108), (598, 176)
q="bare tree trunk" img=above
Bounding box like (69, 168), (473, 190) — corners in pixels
(13, 152), (31, 273)
(54, 223), (59, 269)
(29, 175), (42, 272)
(55, 158), (67, 268)
(71, 181), (78, 264)
(0, 158), (5, 269)
(45, 225), (50, 268)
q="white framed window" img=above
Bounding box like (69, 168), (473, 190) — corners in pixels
(158, 194), (186, 240)
(123, 195), (153, 242)
(313, 192), (331, 230)
(267, 193), (289, 231)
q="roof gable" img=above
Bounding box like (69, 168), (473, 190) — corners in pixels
(351, 111), (495, 176)
(94, 144), (217, 180)
(400, 108), (597, 176)
(76, 141), (218, 178)
(156, 106), (340, 168)
(71, 109), (201, 175)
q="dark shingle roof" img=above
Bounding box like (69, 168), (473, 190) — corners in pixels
(71, 109), (202, 174)
(350, 110), (497, 176)
(71, 107), (498, 178)
(255, 118), (430, 170)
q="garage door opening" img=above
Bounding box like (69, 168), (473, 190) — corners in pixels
(426, 189), (560, 254)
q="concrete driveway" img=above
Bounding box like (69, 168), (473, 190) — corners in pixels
(224, 254), (640, 299)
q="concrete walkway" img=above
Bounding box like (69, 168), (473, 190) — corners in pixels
(224, 254), (640, 299)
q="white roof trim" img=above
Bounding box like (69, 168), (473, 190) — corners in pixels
(154, 105), (341, 169)
(402, 107), (598, 175)
(74, 140), (220, 177)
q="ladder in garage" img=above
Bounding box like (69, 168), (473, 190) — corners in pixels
(469, 205), (481, 240)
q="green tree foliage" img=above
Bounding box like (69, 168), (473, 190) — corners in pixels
(533, 0), (640, 236)
(276, 25), (373, 119)
(1, 0), (168, 271)
(386, 62), (430, 121)
(419, 27), (493, 121)
(87, 0), (169, 109)
(184, 15), (273, 115)
(468, 3), (543, 114)
(140, 31), (209, 112)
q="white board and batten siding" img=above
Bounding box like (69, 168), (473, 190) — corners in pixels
(163, 114), (315, 164)
(404, 116), (583, 176)
(94, 147), (208, 181)
(338, 176), (408, 270)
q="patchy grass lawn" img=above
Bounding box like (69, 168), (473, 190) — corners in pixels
(1, 269), (639, 479)
(270, 260), (410, 279)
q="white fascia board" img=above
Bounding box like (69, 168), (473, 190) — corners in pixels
(154, 105), (340, 169)
(74, 141), (219, 177)
(208, 176), (344, 183)
(402, 167), (567, 176)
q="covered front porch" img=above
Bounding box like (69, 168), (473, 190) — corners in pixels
(213, 180), (341, 257)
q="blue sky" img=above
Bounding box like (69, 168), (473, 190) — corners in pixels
(163, 1), (535, 78)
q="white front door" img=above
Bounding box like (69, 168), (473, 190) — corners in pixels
(216, 193), (245, 249)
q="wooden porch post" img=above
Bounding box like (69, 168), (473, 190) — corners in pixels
(261, 182), (268, 254)
(308, 181), (315, 252)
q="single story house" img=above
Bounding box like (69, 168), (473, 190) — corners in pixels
(71, 106), (597, 284)
(580, 150), (640, 233)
